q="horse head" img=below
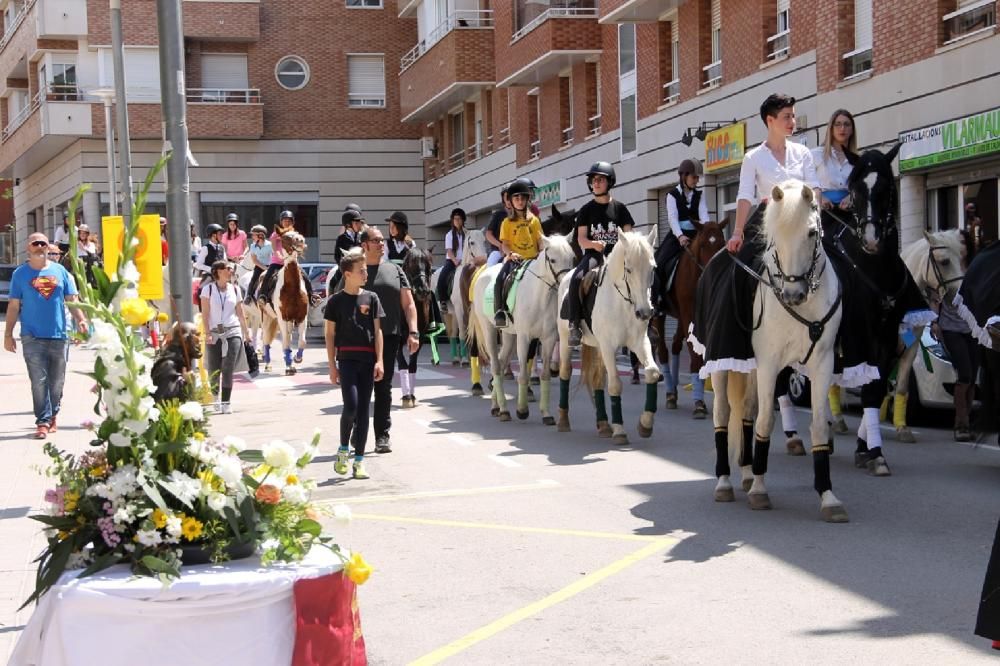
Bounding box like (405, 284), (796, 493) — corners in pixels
(847, 144), (900, 255)
(902, 228), (965, 302)
(403, 246), (434, 302)
(280, 231), (307, 259)
(463, 229), (488, 265)
(538, 233), (577, 286)
(764, 181), (823, 307)
(607, 227), (657, 321)
(692, 220), (728, 267)
(544, 205), (581, 261)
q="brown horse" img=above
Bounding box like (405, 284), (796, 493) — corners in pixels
(651, 220), (728, 415)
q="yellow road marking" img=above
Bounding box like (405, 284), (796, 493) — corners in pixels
(354, 513), (667, 543)
(313, 479), (560, 506)
(408, 539), (675, 665)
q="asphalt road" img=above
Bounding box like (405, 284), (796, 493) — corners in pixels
(2, 339), (997, 664)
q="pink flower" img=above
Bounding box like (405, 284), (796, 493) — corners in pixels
(80, 420), (96, 431)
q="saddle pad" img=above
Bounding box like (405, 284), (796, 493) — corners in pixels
(506, 260), (532, 312)
(479, 261), (532, 319)
(481, 271), (498, 319)
(468, 264), (488, 301)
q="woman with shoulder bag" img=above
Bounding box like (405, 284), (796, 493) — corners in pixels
(200, 260), (250, 414)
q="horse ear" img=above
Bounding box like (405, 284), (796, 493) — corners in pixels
(551, 204), (561, 222)
(922, 229), (933, 243)
(801, 184), (814, 202)
(540, 235), (552, 249)
(646, 226), (657, 247)
(885, 142), (901, 164)
(692, 220), (704, 232)
(771, 185), (784, 201)
(719, 217), (730, 230)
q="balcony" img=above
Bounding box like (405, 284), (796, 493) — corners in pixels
(35, 0), (88, 39)
(0, 84), (91, 178)
(398, 10), (494, 123)
(587, 113), (601, 138)
(0, 0), (37, 81)
(766, 29), (789, 60)
(701, 60), (721, 89)
(497, 6), (601, 87)
(598, 0), (683, 24)
(661, 78), (679, 104)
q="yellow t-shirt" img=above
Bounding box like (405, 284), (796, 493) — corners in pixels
(499, 215), (543, 260)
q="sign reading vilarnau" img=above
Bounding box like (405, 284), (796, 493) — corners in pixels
(534, 180), (562, 208)
(899, 108), (1000, 171)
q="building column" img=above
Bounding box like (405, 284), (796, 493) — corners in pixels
(899, 173), (926, 248)
(82, 190), (101, 242)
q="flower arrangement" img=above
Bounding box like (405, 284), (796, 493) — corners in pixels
(23, 171), (369, 608)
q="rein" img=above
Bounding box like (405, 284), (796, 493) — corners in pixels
(925, 243), (964, 300)
(525, 252), (571, 291)
(824, 207), (909, 313)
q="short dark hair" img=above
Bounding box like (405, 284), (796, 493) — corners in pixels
(760, 93), (796, 125)
(339, 248), (366, 274)
(210, 260), (230, 278)
(359, 226), (381, 243)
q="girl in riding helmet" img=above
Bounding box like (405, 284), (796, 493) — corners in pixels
(222, 212), (248, 261)
(385, 210), (413, 264)
(194, 223), (226, 282)
(257, 210), (296, 304)
(494, 177), (543, 329)
(336, 205), (364, 263)
(436, 208), (466, 304)
(244, 224), (272, 304)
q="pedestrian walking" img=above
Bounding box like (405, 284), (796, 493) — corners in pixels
(325, 249), (385, 480)
(200, 260), (250, 414)
(493, 177), (543, 329)
(358, 226), (419, 453)
(243, 224), (272, 304)
(222, 213), (248, 261)
(3, 232), (88, 439)
(189, 220), (203, 268)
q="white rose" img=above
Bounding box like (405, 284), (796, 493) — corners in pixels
(165, 516), (182, 538)
(178, 401), (204, 421)
(282, 484), (308, 505)
(263, 440), (296, 470)
(222, 435), (247, 453)
(109, 431), (132, 447)
(332, 504), (352, 526)
(207, 493), (228, 512)
(212, 456), (244, 488)
(136, 528), (162, 547)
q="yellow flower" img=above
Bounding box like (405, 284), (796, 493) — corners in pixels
(156, 312), (169, 323)
(193, 432), (205, 441)
(151, 508), (168, 529)
(345, 553), (372, 585)
(120, 297), (156, 327)
(88, 464), (107, 478)
(181, 516), (204, 542)
(285, 474), (299, 485)
(63, 491), (80, 512)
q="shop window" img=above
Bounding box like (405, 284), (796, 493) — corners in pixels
(200, 204), (319, 261)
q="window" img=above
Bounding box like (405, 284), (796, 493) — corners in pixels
(659, 15), (679, 104)
(200, 204), (319, 261)
(527, 89), (540, 160)
(768, 0), (790, 60)
(199, 54), (250, 102)
(346, 0), (382, 6)
(620, 94), (637, 157)
(703, 0), (721, 87)
(586, 61), (601, 138)
(618, 23), (637, 158)
(618, 23), (636, 76)
(275, 56), (309, 90)
(449, 110), (464, 168)
(843, 0), (872, 79)
(347, 54), (385, 108)
(99, 48), (161, 101)
(942, 0), (996, 45)
(560, 75), (573, 147)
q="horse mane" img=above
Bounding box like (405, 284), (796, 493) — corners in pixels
(762, 180), (819, 245)
(462, 229), (487, 265)
(607, 229), (653, 272)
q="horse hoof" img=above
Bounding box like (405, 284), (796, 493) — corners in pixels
(866, 456), (892, 477)
(452, 359), (461, 367)
(786, 437), (806, 456)
(637, 422), (653, 439)
(612, 433), (629, 446)
(748, 492), (772, 510)
(543, 416), (556, 426)
(853, 450), (869, 469)
(896, 427), (916, 443)
(516, 409), (529, 421)
(714, 487), (735, 503)
(821, 505), (850, 523)
(665, 393), (678, 410)
(692, 400), (707, 420)
(490, 407), (500, 417)
(596, 421), (613, 438)
(264, 363), (272, 372)
(832, 416), (848, 434)
(557, 410), (571, 432)
(741, 478), (753, 492)
(530, 375), (540, 386)
(499, 411), (512, 422)
(471, 383), (484, 396)
(461, 360), (470, 368)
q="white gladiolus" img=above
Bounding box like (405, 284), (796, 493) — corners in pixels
(207, 493), (228, 512)
(263, 440), (296, 470)
(178, 401), (204, 421)
(212, 456), (244, 488)
(282, 484), (308, 505)
(109, 431), (132, 448)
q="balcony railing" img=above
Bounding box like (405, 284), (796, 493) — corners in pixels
(511, 5), (597, 44)
(767, 29), (790, 59)
(448, 148), (465, 170)
(1, 89), (40, 142)
(529, 139), (540, 160)
(842, 47), (872, 80)
(187, 88), (261, 104)
(496, 126), (510, 148)
(44, 83), (82, 101)
(400, 9), (493, 72)
(587, 113), (601, 137)
(0, 0), (37, 52)
(561, 126), (573, 147)
(702, 61), (721, 88)
(662, 78), (679, 104)
(942, 0), (995, 45)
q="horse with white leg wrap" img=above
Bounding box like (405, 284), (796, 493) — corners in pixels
(264, 232), (309, 375)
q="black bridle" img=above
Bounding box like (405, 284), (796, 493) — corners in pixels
(525, 251), (572, 291)
(925, 243), (964, 301)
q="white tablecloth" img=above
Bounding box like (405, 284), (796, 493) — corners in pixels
(11, 547), (344, 666)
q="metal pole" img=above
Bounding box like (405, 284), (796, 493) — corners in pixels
(156, 0), (193, 323)
(109, 0), (133, 225)
(103, 98), (118, 217)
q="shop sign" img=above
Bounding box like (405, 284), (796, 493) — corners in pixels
(535, 179), (562, 208)
(705, 122), (746, 173)
(899, 108), (1000, 171)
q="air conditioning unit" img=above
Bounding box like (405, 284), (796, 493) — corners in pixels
(420, 136), (436, 159)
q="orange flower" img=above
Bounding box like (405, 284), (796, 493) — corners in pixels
(255, 484), (281, 505)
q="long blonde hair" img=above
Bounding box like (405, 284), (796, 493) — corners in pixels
(823, 109), (858, 163)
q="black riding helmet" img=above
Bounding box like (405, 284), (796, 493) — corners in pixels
(342, 209), (364, 227)
(585, 161), (616, 192)
(345, 202), (362, 214)
(205, 223), (224, 236)
(450, 208), (467, 222)
(507, 177), (535, 198)
(678, 158), (703, 178)
(386, 210), (409, 232)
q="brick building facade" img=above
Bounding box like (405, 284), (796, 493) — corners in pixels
(0, 0), (424, 260)
(407, 0), (1000, 249)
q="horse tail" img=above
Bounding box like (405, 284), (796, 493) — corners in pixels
(278, 259), (308, 323)
(579, 344), (606, 396)
(466, 311), (488, 366)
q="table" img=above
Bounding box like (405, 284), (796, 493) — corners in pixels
(11, 547), (364, 666)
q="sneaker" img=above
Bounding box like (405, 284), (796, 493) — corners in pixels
(334, 449), (349, 475)
(568, 324), (582, 348)
(48, 415), (58, 433)
(494, 311), (509, 329)
(352, 461), (370, 479)
(375, 436), (392, 454)
(221, 402), (232, 414)
(213, 402), (223, 414)
(34, 424), (49, 440)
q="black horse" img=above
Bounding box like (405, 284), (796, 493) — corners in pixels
(398, 245), (439, 407)
(819, 144), (929, 476)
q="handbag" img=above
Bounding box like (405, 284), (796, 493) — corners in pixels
(244, 340), (259, 378)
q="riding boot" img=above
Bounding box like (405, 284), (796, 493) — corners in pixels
(954, 382), (971, 442)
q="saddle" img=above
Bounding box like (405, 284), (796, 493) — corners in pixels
(559, 269), (600, 332)
(483, 261), (531, 319)
(258, 270), (277, 303)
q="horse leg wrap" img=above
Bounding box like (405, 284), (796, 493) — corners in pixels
(540, 380), (551, 412)
(283, 348), (292, 366)
(517, 383), (529, 411)
(644, 382), (658, 413)
(594, 389), (608, 422)
(863, 407), (883, 450)
(813, 451), (833, 495)
(610, 395), (623, 425)
(752, 437), (770, 476)
(828, 385), (843, 417)
(893, 393), (908, 428)
(470, 357), (481, 384)
(739, 420), (754, 467)
(778, 395), (798, 434)
(429, 337), (440, 365)
(715, 429), (730, 478)
(459, 340), (468, 357)
(450, 337), (459, 357)
(559, 378), (571, 411)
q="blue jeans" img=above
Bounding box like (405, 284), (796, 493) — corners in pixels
(22, 336), (69, 426)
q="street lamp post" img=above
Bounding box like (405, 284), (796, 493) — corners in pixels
(109, 0), (133, 226)
(90, 89), (118, 217)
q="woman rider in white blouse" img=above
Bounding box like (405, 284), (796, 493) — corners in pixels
(813, 109), (858, 213)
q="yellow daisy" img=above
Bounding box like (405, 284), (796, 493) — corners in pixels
(181, 516), (204, 542)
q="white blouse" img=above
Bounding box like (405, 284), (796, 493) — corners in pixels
(737, 140), (819, 204)
(200, 281), (242, 333)
(665, 186), (711, 236)
(444, 230), (464, 262)
(811, 146), (853, 192)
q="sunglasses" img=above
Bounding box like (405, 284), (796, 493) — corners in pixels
(47, 252), (62, 258)
(30, 240), (48, 247)
(365, 238), (385, 245)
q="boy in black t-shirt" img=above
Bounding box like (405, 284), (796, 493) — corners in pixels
(565, 161), (635, 346)
(324, 249), (385, 480)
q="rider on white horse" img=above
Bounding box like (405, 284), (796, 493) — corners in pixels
(494, 177), (544, 330)
(565, 161), (635, 348)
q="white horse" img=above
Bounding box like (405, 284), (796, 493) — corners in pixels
(431, 229), (488, 380)
(467, 235), (576, 423)
(894, 229), (965, 440)
(263, 233), (309, 375)
(708, 182), (846, 522)
(555, 228), (659, 445)
(234, 253), (266, 355)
